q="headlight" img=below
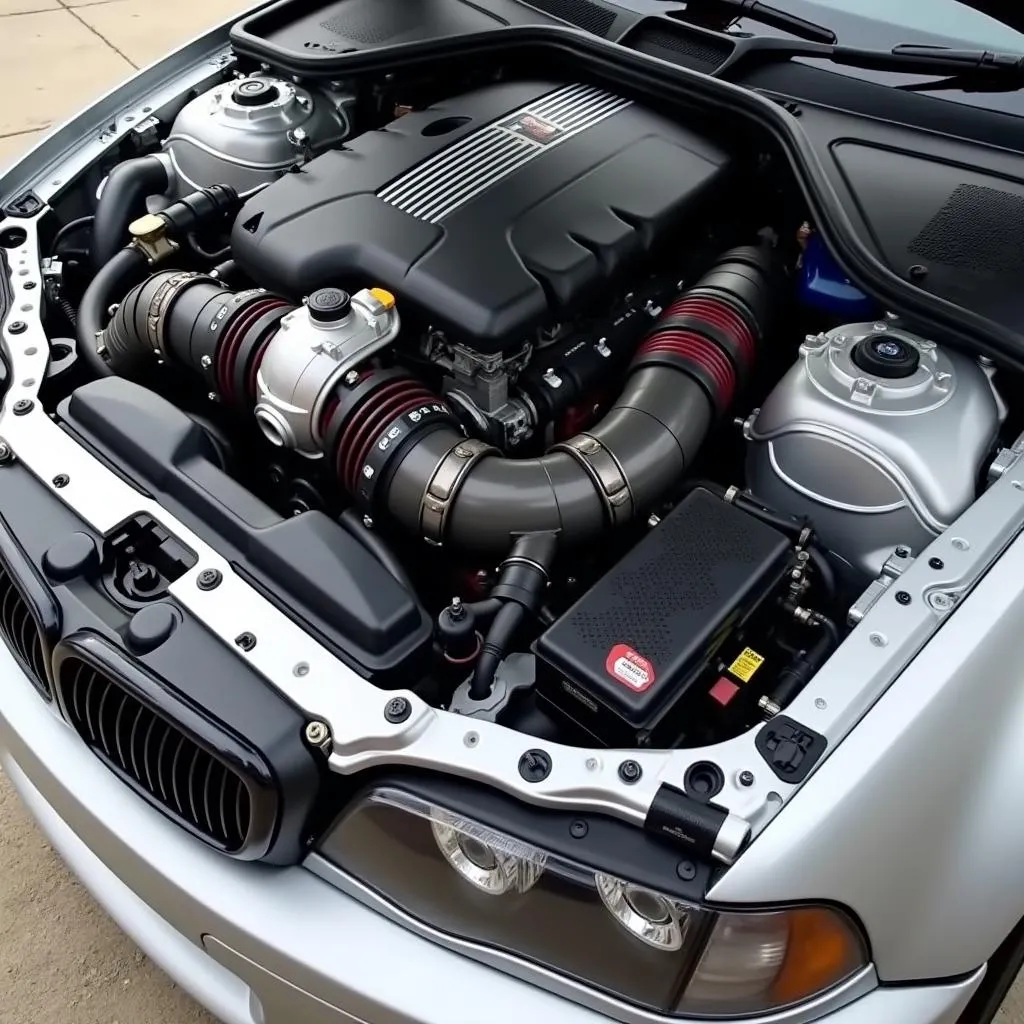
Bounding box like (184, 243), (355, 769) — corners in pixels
(320, 786), (869, 1017)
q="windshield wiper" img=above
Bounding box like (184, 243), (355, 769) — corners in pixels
(721, 38), (1024, 80)
(664, 0), (836, 45)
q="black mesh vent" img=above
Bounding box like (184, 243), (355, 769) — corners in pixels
(0, 562), (49, 698)
(909, 183), (1024, 274)
(520, 0), (616, 37)
(59, 658), (251, 852)
(570, 492), (768, 662)
(626, 22), (732, 72)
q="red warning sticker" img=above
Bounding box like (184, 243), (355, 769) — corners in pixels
(605, 644), (656, 692)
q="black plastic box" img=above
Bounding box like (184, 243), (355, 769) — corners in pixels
(534, 487), (792, 746)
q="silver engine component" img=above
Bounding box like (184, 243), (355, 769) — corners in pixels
(163, 75), (349, 198)
(745, 322), (1004, 578)
(254, 286), (401, 457)
(424, 333), (536, 449)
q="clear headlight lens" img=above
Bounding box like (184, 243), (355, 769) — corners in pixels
(430, 812), (545, 895)
(595, 873), (690, 951)
(321, 787), (869, 1017)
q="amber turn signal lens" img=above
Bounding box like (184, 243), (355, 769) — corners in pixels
(771, 907), (865, 1005)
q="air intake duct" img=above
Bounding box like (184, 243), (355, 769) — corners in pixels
(370, 244), (777, 552)
(102, 245), (776, 554)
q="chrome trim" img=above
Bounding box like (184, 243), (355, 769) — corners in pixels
(378, 84), (632, 224)
(307, 855), (880, 1024)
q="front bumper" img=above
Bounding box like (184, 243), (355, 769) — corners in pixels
(0, 643), (986, 1024)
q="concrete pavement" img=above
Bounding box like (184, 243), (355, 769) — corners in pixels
(1, 1), (1023, 1021)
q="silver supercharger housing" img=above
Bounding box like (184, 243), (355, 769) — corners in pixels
(254, 287), (402, 458)
(745, 321), (1004, 578)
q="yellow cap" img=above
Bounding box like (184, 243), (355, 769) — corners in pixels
(369, 287), (396, 310)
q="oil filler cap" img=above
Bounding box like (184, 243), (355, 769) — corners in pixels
(307, 287), (351, 324)
(232, 79), (280, 107)
(851, 334), (920, 379)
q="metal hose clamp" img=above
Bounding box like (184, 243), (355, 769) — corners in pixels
(551, 433), (633, 526)
(146, 271), (206, 361)
(420, 438), (497, 545)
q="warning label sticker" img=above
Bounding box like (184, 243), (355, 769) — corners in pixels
(729, 647), (765, 683)
(605, 644), (656, 693)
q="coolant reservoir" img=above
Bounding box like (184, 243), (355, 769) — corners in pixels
(745, 321), (1003, 578)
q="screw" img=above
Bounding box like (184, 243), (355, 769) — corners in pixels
(618, 759), (642, 784)
(895, 590), (911, 605)
(929, 557), (945, 570)
(196, 568), (222, 591)
(908, 264), (929, 281)
(304, 721), (330, 746)
(929, 592), (953, 612)
(200, 355), (212, 368)
(344, 370), (360, 386)
(362, 515), (373, 529)
(738, 770), (755, 787)
(676, 860), (697, 881)
(450, 596), (465, 620)
(8, 321), (26, 335)
(385, 696), (411, 723)
(869, 632), (887, 647)
(234, 631), (257, 652)
(569, 819), (588, 839)
(895, 545), (910, 558)
(0, 442), (11, 463)
(51, 473), (69, 488)
(519, 749), (552, 782)
(12, 399), (33, 416)
(23, 281), (36, 291)
(584, 757), (599, 771)
(293, 661), (309, 677)
(952, 538), (970, 551)
(814, 697), (827, 710)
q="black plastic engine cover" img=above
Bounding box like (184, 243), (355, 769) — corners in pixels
(231, 80), (731, 352)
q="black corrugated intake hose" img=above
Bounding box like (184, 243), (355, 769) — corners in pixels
(77, 247), (150, 378)
(368, 243), (779, 553)
(92, 155), (169, 268)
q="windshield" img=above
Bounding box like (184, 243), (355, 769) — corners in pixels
(807, 0), (1024, 48)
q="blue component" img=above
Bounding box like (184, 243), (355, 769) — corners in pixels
(798, 233), (879, 320)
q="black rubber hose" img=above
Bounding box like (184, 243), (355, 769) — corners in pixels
(51, 215), (94, 256)
(92, 156), (169, 268)
(338, 508), (417, 594)
(76, 247), (148, 379)
(769, 611), (840, 709)
(470, 601), (527, 701)
(382, 245), (777, 553)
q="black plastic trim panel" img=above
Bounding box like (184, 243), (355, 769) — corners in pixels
(0, 458), (322, 863)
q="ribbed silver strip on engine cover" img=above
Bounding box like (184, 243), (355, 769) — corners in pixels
(377, 83), (632, 223)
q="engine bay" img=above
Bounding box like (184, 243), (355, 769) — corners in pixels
(3, 22), (1024, 866)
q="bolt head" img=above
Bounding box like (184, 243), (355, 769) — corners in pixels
(738, 770), (755, 787)
(52, 474), (69, 488)
(200, 355), (212, 368)
(676, 860), (697, 881)
(385, 696), (412, 723)
(895, 590), (912, 605)
(518, 749), (552, 782)
(196, 568), (222, 591)
(928, 557), (945, 570)
(344, 370), (360, 386)
(569, 819), (588, 839)
(618, 759), (642, 784)
(304, 721), (329, 746)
